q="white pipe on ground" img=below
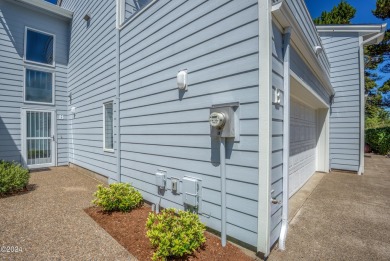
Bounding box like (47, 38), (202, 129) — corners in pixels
(220, 136), (227, 247)
(279, 26), (291, 251)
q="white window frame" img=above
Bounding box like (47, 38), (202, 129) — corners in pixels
(24, 26), (56, 68)
(103, 101), (114, 152)
(23, 65), (55, 105)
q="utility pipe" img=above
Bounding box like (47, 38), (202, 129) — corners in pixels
(115, 23), (121, 183)
(220, 136), (227, 247)
(279, 26), (291, 251)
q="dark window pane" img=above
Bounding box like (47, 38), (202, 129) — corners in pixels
(25, 69), (53, 103)
(26, 29), (54, 65)
(125, 0), (153, 20)
(44, 0), (58, 4)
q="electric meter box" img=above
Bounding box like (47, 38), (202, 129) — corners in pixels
(155, 170), (166, 188)
(182, 176), (200, 208)
(209, 105), (236, 138)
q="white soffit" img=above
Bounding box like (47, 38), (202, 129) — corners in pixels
(272, 1), (335, 96)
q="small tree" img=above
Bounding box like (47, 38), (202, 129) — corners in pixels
(313, 0), (356, 25)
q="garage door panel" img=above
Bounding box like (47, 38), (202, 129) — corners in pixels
(289, 98), (317, 197)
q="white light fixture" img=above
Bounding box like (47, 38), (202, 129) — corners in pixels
(71, 106), (76, 114)
(177, 69), (188, 91)
(314, 46), (323, 55)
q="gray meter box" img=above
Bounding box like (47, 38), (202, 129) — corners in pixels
(210, 102), (239, 139)
(182, 176), (201, 208)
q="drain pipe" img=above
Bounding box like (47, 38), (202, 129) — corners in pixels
(278, 26), (291, 251)
(115, 0), (123, 183)
(220, 136), (227, 247)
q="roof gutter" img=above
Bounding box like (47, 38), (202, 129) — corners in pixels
(8, 0), (73, 19)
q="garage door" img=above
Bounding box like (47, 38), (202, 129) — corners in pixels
(289, 98), (317, 197)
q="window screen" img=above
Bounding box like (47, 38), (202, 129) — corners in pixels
(104, 102), (114, 150)
(25, 29), (54, 65)
(25, 69), (53, 103)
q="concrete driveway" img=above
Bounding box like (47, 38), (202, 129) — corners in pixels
(0, 166), (136, 260)
(269, 154), (390, 260)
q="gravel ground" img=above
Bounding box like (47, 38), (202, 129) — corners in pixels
(0, 166), (136, 261)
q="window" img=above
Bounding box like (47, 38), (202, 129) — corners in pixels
(25, 28), (54, 66)
(24, 68), (54, 104)
(103, 102), (114, 151)
(125, 0), (153, 20)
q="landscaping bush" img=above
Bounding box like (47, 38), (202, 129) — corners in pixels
(0, 160), (29, 195)
(92, 183), (143, 212)
(146, 208), (206, 261)
(365, 127), (390, 155)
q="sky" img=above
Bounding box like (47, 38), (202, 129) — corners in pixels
(305, 0), (389, 87)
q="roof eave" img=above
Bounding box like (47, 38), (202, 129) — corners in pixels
(8, 0), (73, 20)
(316, 24), (387, 34)
(272, 0), (335, 96)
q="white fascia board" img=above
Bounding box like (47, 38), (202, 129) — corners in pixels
(317, 24), (387, 45)
(9, 0), (73, 19)
(316, 24), (387, 34)
(272, 1), (335, 96)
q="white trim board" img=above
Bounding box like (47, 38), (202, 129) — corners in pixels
(257, 0), (272, 257)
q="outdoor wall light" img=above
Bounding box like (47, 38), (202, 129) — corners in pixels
(314, 45), (323, 55)
(83, 13), (91, 21)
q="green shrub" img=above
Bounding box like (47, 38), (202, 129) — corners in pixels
(92, 183), (143, 212)
(0, 160), (30, 195)
(366, 127), (390, 155)
(146, 208), (206, 261)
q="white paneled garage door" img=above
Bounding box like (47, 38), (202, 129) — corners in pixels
(289, 98), (317, 197)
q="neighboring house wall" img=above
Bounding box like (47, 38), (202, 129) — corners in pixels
(61, 0), (119, 179)
(119, 0), (259, 247)
(0, 0), (69, 165)
(320, 32), (361, 172)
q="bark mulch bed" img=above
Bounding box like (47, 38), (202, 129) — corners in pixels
(85, 205), (255, 261)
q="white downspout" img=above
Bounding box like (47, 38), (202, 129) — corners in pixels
(279, 26), (291, 250)
(220, 137), (227, 247)
(358, 37), (365, 175)
(115, 0), (123, 182)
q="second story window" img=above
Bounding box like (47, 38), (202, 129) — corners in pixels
(24, 68), (54, 104)
(25, 28), (55, 66)
(125, 0), (153, 20)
